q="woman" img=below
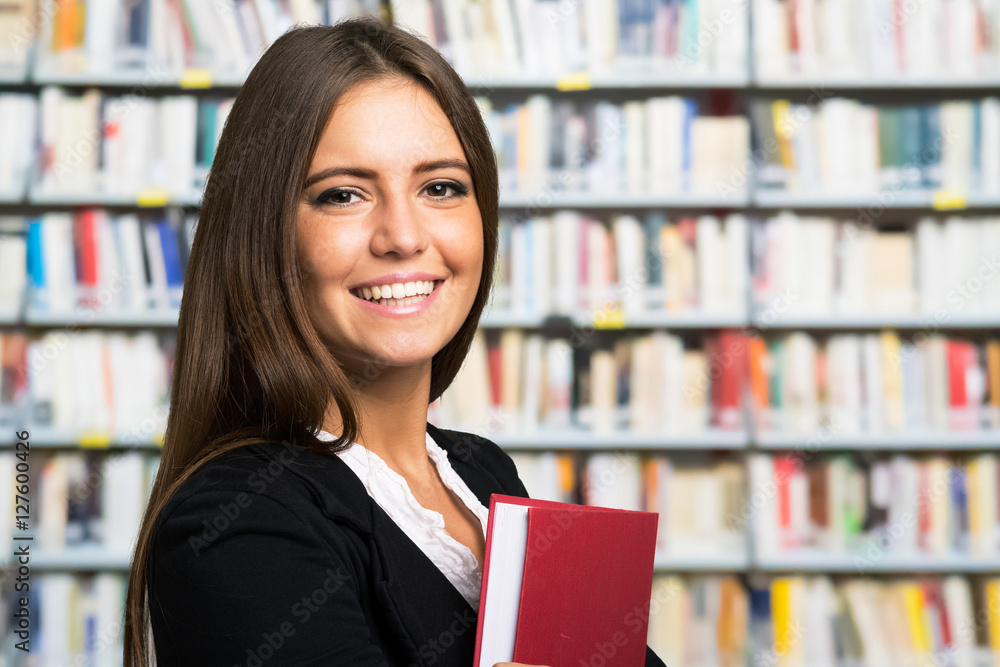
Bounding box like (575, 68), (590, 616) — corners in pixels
(123, 18), (667, 667)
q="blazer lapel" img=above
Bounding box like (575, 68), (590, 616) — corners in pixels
(306, 433), (488, 666)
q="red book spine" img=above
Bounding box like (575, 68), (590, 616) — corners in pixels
(81, 210), (98, 289)
(775, 456), (796, 550)
(712, 331), (747, 430)
(918, 462), (931, 552)
(486, 339), (502, 408)
(947, 340), (968, 409)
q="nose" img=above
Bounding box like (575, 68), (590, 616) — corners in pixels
(370, 187), (429, 258)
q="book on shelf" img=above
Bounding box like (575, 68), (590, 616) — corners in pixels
(473, 494), (658, 667)
(0, 330), (173, 443)
(752, 214), (1000, 319)
(749, 331), (1000, 436)
(31, 0), (381, 81)
(646, 575), (747, 667)
(750, 97), (1000, 198)
(745, 575), (1000, 667)
(0, 95), (37, 198)
(18, 211), (197, 318)
(32, 88), (234, 202)
(490, 212), (748, 321)
(0, 449), (158, 570)
(752, 0), (1000, 82)
(0, 571), (126, 667)
(477, 95), (750, 199)
(0, 1), (33, 79)
(393, 0), (748, 79)
(748, 451), (1000, 562)
(0, 227), (26, 319)
(431, 328), (751, 438)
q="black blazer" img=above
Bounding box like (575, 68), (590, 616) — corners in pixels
(148, 422), (668, 666)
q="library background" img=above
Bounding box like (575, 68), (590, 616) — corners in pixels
(1, 0), (1000, 665)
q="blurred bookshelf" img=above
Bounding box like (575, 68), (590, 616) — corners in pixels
(2, 0), (1000, 665)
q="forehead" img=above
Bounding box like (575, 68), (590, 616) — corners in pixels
(315, 77), (465, 167)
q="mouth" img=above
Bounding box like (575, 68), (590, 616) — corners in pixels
(349, 279), (443, 307)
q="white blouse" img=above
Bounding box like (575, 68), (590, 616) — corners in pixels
(314, 428), (489, 610)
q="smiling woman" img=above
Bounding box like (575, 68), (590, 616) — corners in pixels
(121, 18), (665, 667)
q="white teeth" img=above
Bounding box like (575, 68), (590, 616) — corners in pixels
(356, 279), (439, 304)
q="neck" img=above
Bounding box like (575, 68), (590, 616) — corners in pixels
(323, 360), (434, 476)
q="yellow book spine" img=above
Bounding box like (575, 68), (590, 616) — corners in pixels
(901, 583), (931, 653)
(987, 580), (1000, 652)
(771, 100), (795, 170)
(771, 577), (798, 665)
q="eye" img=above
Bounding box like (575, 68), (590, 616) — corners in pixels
(424, 181), (469, 199)
(315, 188), (364, 207)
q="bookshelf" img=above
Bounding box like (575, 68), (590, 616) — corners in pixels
(2, 1), (1000, 666)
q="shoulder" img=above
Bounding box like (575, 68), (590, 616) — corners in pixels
(152, 441), (371, 560)
(155, 442), (318, 524)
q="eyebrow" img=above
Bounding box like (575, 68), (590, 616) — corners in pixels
(303, 159), (472, 189)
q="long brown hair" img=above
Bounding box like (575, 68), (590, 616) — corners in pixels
(123, 18), (499, 666)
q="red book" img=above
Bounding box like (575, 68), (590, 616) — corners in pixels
(75, 209), (99, 306)
(947, 341), (969, 409)
(774, 456), (797, 550)
(947, 341), (977, 430)
(473, 494), (658, 667)
(711, 331), (748, 430)
(486, 340), (502, 408)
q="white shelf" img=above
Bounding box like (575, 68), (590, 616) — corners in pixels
(496, 428), (748, 450)
(0, 425), (163, 448)
(753, 190), (1000, 209)
(25, 68), (748, 90)
(754, 76), (1000, 89)
(751, 313), (1000, 329)
(5, 545), (132, 570)
(480, 310), (749, 329)
(755, 552), (1000, 573)
(462, 72), (751, 89)
(754, 430), (1000, 450)
(23, 306), (180, 327)
(499, 192), (750, 208)
(30, 66), (246, 88)
(27, 188), (202, 207)
(653, 552), (749, 571)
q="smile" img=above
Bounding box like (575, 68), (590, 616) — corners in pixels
(349, 280), (442, 307)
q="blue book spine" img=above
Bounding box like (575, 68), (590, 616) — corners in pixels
(682, 98), (697, 190)
(157, 221), (183, 291)
(950, 465), (968, 553)
(27, 219), (44, 291)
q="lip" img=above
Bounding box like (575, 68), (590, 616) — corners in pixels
(351, 278), (443, 317)
(349, 272), (446, 291)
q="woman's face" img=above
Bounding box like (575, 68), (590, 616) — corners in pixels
(297, 77), (483, 379)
